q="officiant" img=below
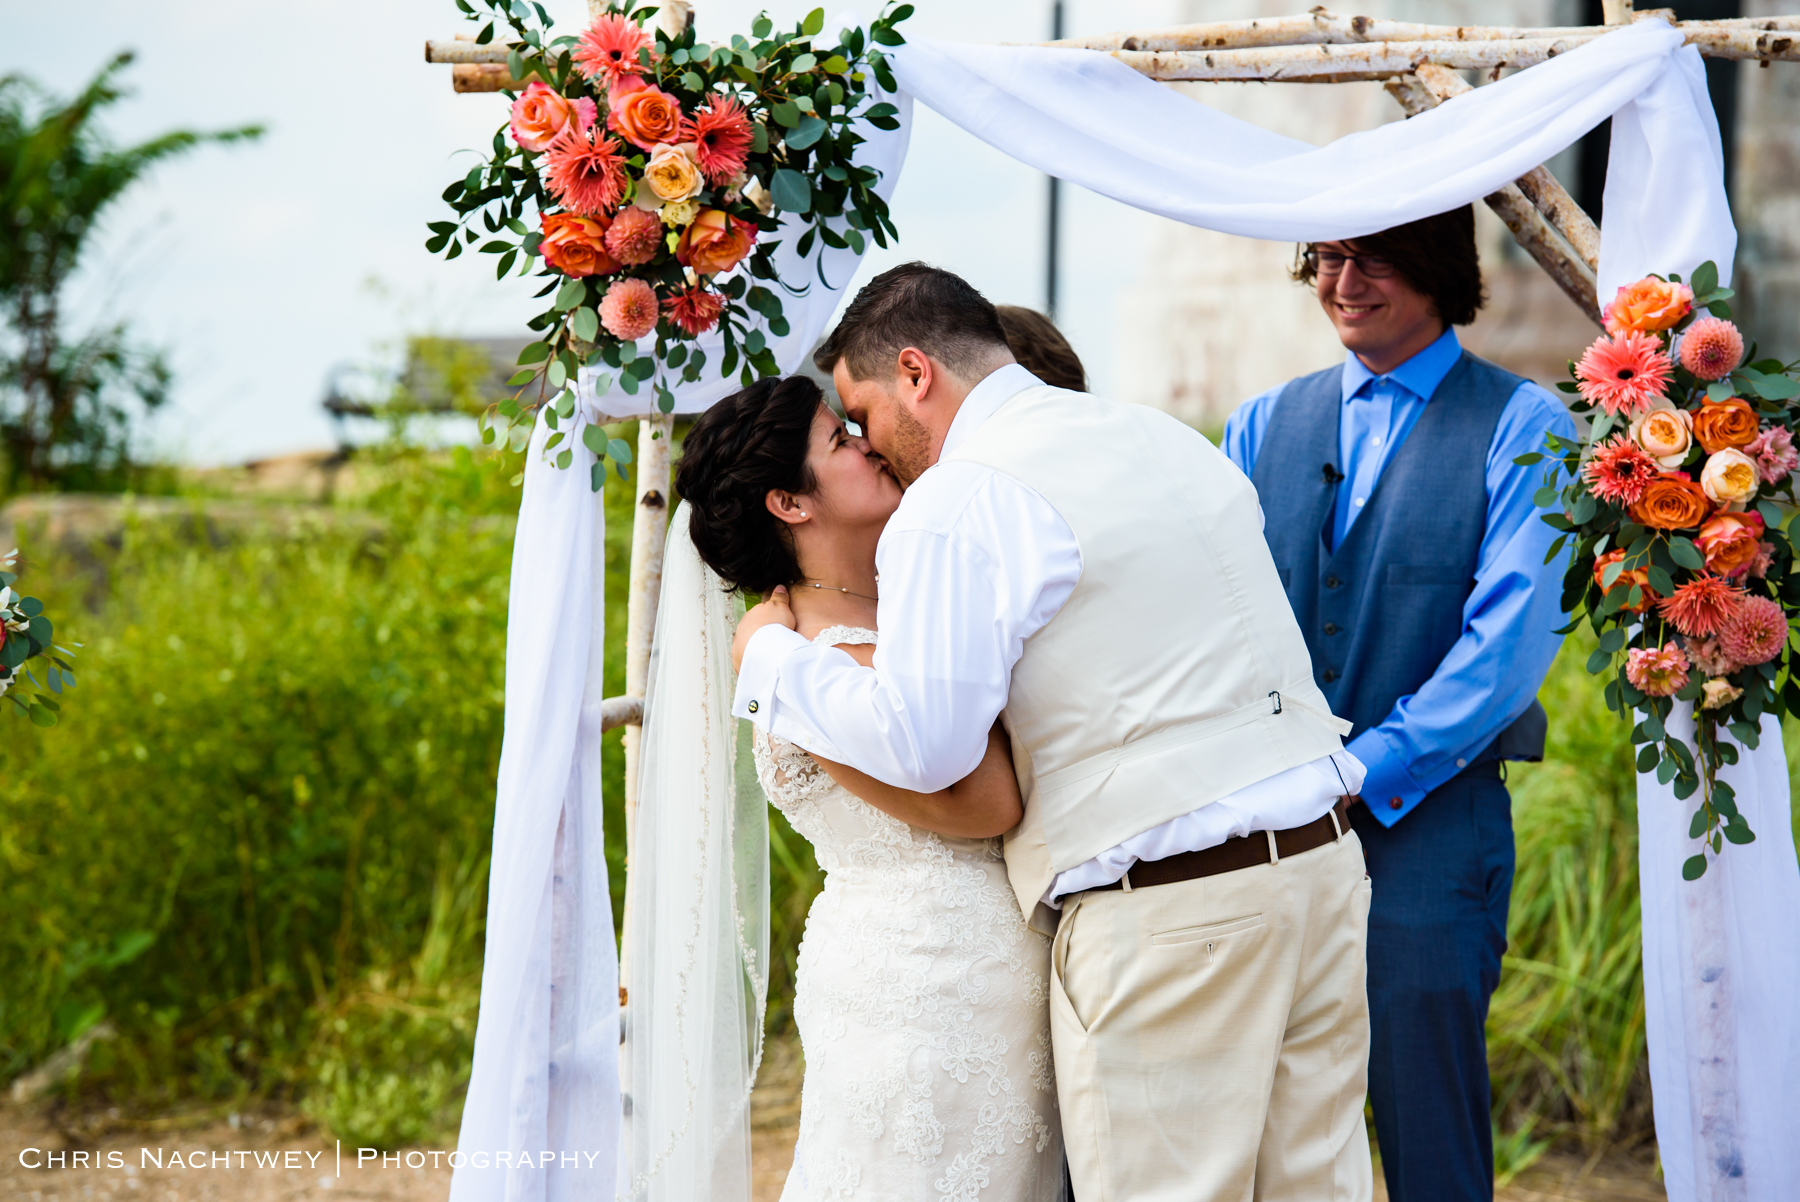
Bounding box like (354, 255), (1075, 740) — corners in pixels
(1223, 206), (1575, 1202)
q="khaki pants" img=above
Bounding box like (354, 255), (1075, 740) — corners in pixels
(1051, 831), (1374, 1202)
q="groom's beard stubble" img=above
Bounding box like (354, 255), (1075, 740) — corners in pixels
(887, 402), (934, 488)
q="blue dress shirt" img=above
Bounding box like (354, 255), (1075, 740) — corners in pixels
(1222, 328), (1576, 826)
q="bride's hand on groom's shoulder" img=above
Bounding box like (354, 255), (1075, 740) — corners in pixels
(732, 585), (797, 673)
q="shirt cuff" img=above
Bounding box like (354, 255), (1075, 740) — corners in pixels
(732, 623), (811, 725)
(1348, 729), (1428, 828)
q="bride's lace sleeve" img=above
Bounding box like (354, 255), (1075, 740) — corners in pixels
(752, 727), (835, 810)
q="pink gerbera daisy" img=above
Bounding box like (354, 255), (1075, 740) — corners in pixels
(543, 127), (628, 216)
(690, 94), (754, 183)
(1719, 594), (1787, 666)
(603, 205), (662, 266)
(573, 13), (654, 84)
(1625, 644), (1690, 697)
(1677, 317), (1745, 382)
(1744, 425), (1798, 485)
(664, 285), (725, 335)
(600, 277), (659, 341)
(1583, 436), (1659, 506)
(1658, 575), (1742, 638)
(1575, 332), (1675, 417)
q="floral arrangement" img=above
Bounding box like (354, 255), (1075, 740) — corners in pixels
(1526, 262), (1799, 878)
(0, 551), (74, 727)
(429, 1), (911, 489)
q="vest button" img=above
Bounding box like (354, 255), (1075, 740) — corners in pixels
(1322, 669), (1339, 683)
(1325, 575), (1342, 589)
(1389, 797), (1403, 810)
(1323, 622), (1339, 635)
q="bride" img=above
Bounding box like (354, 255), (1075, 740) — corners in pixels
(660, 372), (1064, 1202)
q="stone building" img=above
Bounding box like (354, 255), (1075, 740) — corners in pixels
(1115, 0), (1787, 427)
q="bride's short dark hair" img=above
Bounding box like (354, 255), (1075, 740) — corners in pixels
(675, 374), (823, 595)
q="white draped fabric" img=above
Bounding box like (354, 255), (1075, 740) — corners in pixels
(469, 15), (1791, 1201)
(451, 411), (618, 1202)
(1637, 711), (1800, 1202)
(886, 20), (1731, 299)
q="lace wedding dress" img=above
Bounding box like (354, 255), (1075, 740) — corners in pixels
(754, 626), (1065, 1202)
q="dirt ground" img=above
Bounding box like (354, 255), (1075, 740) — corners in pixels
(1, 1046), (1664, 1202)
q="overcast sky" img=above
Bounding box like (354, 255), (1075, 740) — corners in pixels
(7, 0), (1186, 465)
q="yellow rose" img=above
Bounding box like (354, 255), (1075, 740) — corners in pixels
(659, 197), (700, 228)
(1628, 400), (1693, 468)
(1700, 447), (1760, 508)
(642, 142), (702, 204)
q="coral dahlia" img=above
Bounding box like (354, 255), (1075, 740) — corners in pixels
(1658, 574), (1742, 638)
(544, 128), (628, 216)
(573, 13), (654, 84)
(1583, 436), (1658, 506)
(600, 277), (659, 341)
(664, 285), (724, 335)
(1625, 644), (1690, 697)
(603, 205), (663, 266)
(691, 93), (754, 183)
(1719, 593), (1787, 666)
(1744, 424), (1798, 485)
(1678, 316), (1745, 381)
(1575, 332), (1675, 416)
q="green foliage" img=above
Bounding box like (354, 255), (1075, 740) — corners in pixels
(0, 54), (261, 491)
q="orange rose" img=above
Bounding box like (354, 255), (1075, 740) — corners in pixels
(676, 209), (756, 276)
(1593, 549), (1657, 613)
(1691, 397), (1760, 455)
(539, 212), (619, 278)
(608, 86), (688, 151)
(1627, 472), (1712, 530)
(1604, 276), (1693, 336)
(1694, 511), (1765, 577)
(510, 82), (594, 152)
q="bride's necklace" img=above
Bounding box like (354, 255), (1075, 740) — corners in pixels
(805, 582), (879, 602)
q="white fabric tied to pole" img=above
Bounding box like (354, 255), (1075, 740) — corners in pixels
(887, 19), (1732, 299)
(458, 19), (909, 1199)
(1637, 709), (1800, 1202)
(452, 410), (618, 1202)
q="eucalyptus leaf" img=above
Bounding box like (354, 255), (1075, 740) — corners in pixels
(770, 168), (811, 213)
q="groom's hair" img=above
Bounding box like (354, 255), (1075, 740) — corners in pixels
(1293, 204), (1487, 326)
(814, 262), (1011, 382)
(675, 374), (823, 595)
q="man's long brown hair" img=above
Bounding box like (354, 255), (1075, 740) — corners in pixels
(1292, 205), (1487, 327)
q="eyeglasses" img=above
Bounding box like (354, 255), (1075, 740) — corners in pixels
(1306, 249), (1398, 279)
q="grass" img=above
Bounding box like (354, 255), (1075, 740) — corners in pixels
(0, 442), (1793, 1160)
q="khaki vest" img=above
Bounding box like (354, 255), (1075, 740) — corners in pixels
(944, 385), (1351, 930)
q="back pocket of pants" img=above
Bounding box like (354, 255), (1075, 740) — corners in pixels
(1150, 913), (1264, 946)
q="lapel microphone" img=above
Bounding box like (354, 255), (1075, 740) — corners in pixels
(1322, 462), (1345, 486)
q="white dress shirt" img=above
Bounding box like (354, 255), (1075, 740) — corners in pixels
(732, 363), (1357, 905)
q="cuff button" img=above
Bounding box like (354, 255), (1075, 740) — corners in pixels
(748, 700), (759, 713)
(1388, 797), (1402, 810)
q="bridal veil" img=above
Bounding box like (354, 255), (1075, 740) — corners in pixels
(620, 502), (770, 1201)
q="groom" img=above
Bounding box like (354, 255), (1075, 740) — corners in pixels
(734, 263), (1374, 1201)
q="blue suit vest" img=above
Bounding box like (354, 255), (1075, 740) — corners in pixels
(1250, 351), (1546, 765)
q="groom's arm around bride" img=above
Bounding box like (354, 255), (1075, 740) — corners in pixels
(734, 263), (1378, 1202)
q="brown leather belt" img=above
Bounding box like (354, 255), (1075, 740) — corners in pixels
(1091, 796), (1359, 892)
